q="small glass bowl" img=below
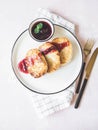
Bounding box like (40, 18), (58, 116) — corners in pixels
(29, 18), (54, 42)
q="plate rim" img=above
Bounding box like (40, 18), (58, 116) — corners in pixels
(11, 24), (83, 95)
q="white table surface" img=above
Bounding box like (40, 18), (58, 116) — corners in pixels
(0, 0), (98, 130)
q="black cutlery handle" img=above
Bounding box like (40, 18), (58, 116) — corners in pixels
(76, 62), (86, 93)
(74, 78), (88, 108)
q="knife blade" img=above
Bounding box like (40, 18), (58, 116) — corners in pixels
(75, 48), (98, 108)
(86, 48), (98, 79)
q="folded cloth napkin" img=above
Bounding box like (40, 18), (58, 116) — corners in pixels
(31, 8), (76, 118)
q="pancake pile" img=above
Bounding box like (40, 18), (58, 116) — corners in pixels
(18, 37), (72, 78)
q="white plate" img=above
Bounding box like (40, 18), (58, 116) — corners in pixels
(11, 24), (83, 94)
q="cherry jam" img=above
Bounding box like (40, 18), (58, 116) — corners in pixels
(18, 53), (42, 74)
(31, 21), (52, 40)
(52, 42), (69, 51)
(42, 45), (57, 55)
(18, 58), (28, 74)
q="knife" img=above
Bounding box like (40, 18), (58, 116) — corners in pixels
(75, 48), (98, 108)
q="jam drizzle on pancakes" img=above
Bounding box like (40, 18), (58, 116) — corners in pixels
(41, 45), (57, 55)
(18, 52), (42, 74)
(18, 58), (29, 73)
(52, 41), (70, 51)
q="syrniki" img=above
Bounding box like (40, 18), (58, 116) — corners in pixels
(39, 42), (60, 72)
(52, 37), (72, 64)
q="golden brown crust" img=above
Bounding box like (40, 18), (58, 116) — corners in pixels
(39, 42), (60, 72)
(26, 49), (48, 78)
(52, 37), (68, 43)
(52, 37), (72, 64)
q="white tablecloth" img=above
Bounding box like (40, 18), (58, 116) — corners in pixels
(0, 0), (98, 130)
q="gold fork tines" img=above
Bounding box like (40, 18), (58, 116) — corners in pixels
(84, 39), (94, 57)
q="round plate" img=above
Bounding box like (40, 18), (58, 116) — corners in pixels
(11, 24), (83, 94)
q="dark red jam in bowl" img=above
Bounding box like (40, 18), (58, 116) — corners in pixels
(29, 19), (54, 41)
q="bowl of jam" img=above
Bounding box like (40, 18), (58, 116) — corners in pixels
(29, 18), (54, 42)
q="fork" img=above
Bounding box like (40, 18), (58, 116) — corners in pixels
(76, 39), (94, 93)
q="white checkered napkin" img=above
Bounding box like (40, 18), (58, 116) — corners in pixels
(31, 8), (76, 118)
(35, 8), (75, 34)
(32, 85), (75, 118)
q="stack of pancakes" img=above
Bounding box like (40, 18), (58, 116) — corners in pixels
(18, 37), (72, 78)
